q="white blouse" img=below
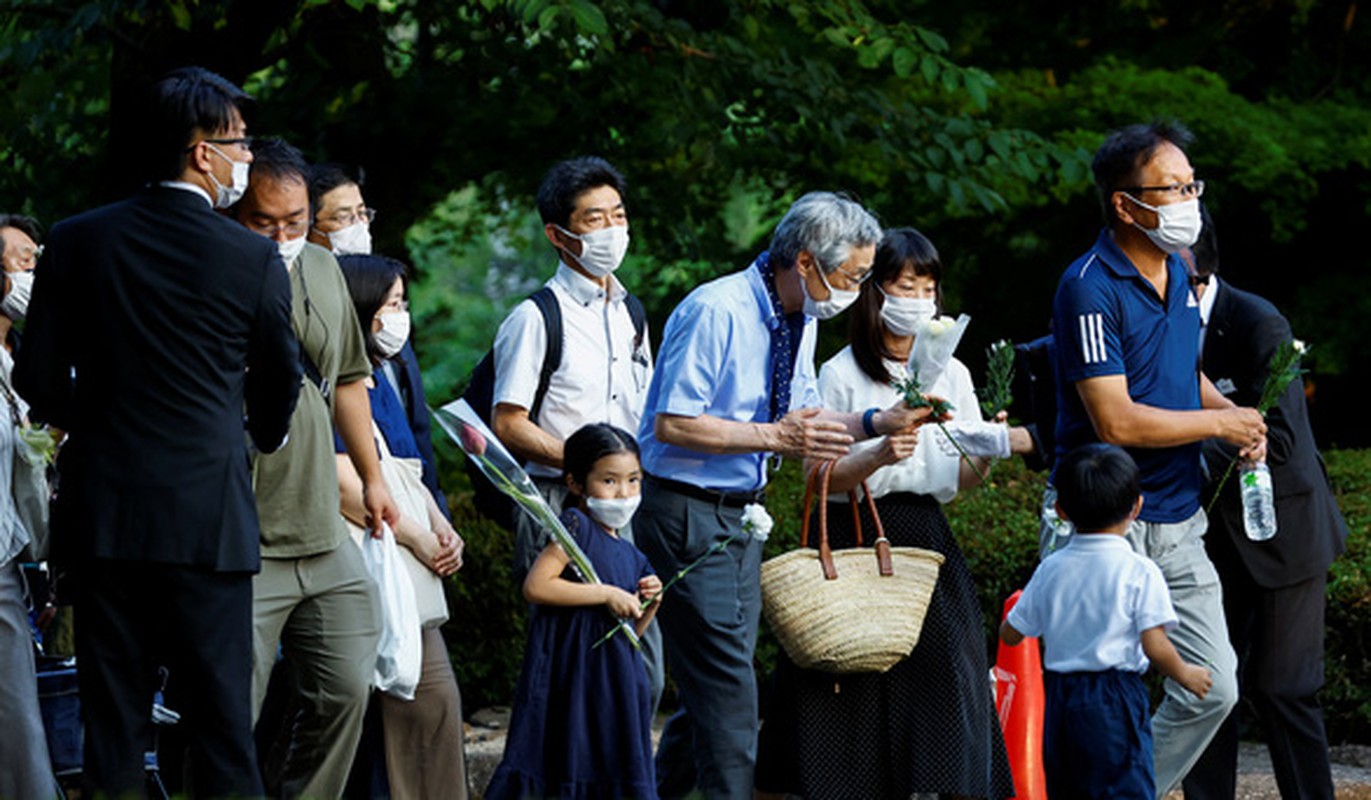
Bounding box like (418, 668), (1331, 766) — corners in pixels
(818, 346), (994, 504)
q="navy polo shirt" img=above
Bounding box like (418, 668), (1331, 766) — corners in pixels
(1051, 230), (1204, 523)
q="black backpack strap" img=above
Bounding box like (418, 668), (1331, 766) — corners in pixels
(625, 292), (647, 352)
(528, 286), (562, 423)
(300, 349), (331, 402)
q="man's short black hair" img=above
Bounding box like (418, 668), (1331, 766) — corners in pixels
(1055, 443), (1141, 532)
(308, 163), (363, 219)
(250, 138), (310, 187)
(0, 214), (42, 259)
(535, 156), (627, 228)
(1092, 121), (1194, 226)
(144, 66), (253, 183)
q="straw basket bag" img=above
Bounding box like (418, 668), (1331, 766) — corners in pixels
(761, 460), (944, 674)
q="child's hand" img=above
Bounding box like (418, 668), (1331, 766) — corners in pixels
(638, 575), (663, 606)
(603, 586), (642, 619)
(1179, 664), (1213, 699)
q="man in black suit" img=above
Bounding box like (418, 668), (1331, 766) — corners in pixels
(1182, 209), (1348, 799)
(14, 66), (301, 797)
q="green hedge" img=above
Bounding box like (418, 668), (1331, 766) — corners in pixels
(437, 446), (1371, 744)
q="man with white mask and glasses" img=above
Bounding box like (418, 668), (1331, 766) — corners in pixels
(232, 138), (399, 798)
(0, 213), (42, 378)
(1047, 121), (1267, 796)
(634, 192), (941, 800)
(308, 162), (375, 256)
(15, 66), (300, 797)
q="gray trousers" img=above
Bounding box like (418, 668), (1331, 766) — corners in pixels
(252, 542), (381, 799)
(634, 484), (761, 800)
(515, 477), (666, 715)
(1040, 496), (1238, 797)
(0, 558), (55, 799)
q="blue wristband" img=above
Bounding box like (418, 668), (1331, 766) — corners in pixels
(862, 407), (880, 438)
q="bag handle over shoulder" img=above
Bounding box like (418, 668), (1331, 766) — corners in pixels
(801, 460), (894, 580)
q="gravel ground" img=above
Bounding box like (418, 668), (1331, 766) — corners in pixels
(466, 707), (1371, 799)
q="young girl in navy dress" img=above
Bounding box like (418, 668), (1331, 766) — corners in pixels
(485, 423), (663, 800)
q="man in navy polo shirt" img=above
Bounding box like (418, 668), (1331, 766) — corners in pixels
(1049, 122), (1268, 796)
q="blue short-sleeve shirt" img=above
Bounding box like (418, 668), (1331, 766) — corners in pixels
(638, 260), (820, 493)
(1051, 230), (1204, 523)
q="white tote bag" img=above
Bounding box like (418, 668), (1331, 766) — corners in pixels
(360, 522), (422, 700)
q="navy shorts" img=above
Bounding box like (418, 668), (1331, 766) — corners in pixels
(1043, 669), (1154, 799)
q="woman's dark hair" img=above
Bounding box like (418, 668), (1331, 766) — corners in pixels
(849, 227), (944, 385)
(1054, 443), (1141, 532)
(336, 253), (408, 363)
(563, 423), (640, 496)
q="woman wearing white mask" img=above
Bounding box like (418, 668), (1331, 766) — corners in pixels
(756, 228), (1033, 800)
(336, 253), (468, 799)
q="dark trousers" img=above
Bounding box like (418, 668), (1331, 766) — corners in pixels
(1044, 669), (1154, 800)
(634, 482), (761, 800)
(1183, 569), (1335, 800)
(72, 560), (262, 798)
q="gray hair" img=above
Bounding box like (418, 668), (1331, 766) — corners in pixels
(769, 191), (881, 273)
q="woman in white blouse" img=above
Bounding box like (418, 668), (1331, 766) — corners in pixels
(756, 228), (1032, 800)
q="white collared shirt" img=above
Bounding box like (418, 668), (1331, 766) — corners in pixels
(816, 346), (990, 503)
(1196, 275), (1219, 351)
(493, 261), (653, 478)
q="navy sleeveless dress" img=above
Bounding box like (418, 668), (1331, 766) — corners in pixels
(485, 507), (658, 800)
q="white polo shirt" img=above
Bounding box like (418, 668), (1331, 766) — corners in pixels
(1007, 533), (1177, 673)
(492, 261), (652, 478)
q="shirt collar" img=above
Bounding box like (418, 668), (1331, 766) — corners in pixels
(551, 260), (625, 306)
(1063, 532), (1133, 552)
(157, 180), (214, 207)
(1093, 229), (1189, 304)
(1196, 275), (1219, 325)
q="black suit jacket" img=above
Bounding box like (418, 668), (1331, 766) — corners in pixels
(1200, 280), (1346, 588)
(14, 186), (300, 572)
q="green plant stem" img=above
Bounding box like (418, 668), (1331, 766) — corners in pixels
(937, 421), (988, 483)
(592, 528), (747, 649)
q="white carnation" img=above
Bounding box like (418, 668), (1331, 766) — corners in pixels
(741, 503), (773, 541)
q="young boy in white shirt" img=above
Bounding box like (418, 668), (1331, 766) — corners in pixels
(1001, 443), (1213, 799)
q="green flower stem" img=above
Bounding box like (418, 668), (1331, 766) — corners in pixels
(592, 528), (749, 649)
(473, 450), (642, 650)
(936, 421), (989, 483)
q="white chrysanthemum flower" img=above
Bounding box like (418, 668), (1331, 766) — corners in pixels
(741, 503), (773, 541)
(1293, 339), (1308, 355)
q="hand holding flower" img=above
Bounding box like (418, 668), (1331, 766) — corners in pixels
(638, 575), (664, 607)
(603, 585), (643, 619)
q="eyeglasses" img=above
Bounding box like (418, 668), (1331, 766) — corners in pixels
(1120, 180), (1206, 200)
(184, 137), (254, 153)
(324, 207), (376, 228)
(834, 265), (873, 286)
(248, 219), (309, 238)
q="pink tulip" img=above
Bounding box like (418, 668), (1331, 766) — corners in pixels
(459, 423), (487, 456)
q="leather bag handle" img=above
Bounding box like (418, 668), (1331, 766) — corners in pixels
(800, 460), (894, 580)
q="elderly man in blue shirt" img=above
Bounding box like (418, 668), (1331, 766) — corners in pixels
(635, 192), (940, 800)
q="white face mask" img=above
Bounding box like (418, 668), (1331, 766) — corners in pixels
(206, 144), (249, 209)
(557, 224), (629, 278)
(880, 293), (937, 337)
(373, 310), (410, 359)
(2, 270), (34, 321)
(1126, 195), (1201, 254)
(802, 262), (860, 320)
(327, 221), (373, 256)
(585, 494), (641, 531)
(277, 235), (307, 267)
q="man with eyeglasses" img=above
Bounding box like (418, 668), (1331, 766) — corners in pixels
(0, 213), (42, 368)
(1047, 121), (1268, 796)
(231, 138), (399, 798)
(308, 162), (375, 256)
(634, 192), (940, 799)
(14, 66), (301, 797)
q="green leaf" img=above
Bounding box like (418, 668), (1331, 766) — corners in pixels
(892, 46), (917, 78)
(167, 1), (193, 31)
(567, 0), (609, 36)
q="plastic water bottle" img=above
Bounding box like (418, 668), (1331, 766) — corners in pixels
(1240, 461), (1278, 542)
